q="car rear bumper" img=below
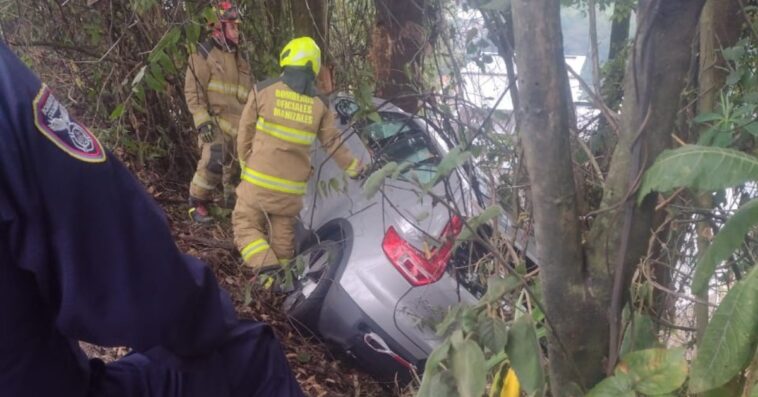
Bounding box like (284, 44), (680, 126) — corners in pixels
(318, 282), (421, 383)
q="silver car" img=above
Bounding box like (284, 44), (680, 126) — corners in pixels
(278, 96), (529, 382)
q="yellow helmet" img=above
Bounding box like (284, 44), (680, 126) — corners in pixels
(280, 37), (321, 76)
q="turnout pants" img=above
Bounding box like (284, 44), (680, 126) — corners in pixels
(232, 184), (298, 269)
(88, 321), (304, 397)
(190, 132), (239, 202)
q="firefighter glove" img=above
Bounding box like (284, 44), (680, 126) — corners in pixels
(198, 123), (216, 143)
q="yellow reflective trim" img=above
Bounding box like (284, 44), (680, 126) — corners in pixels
(193, 110), (211, 127)
(256, 117), (315, 145)
(214, 116), (234, 135)
(274, 89), (314, 104)
(237, 86), (249, 102)
(191, 174), (215, 190)
(345, 158), (360, 177)
(241, 238), (270, 261)
(241, 167), (306, 195)
(208, 79), (249, 102)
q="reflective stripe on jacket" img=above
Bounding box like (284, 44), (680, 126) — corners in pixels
(237, 78), (360, 199)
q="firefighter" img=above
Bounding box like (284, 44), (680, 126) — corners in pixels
(0, 42), (304, 396)
(233, 36), (363, 270)
(185, 1), (252, 223)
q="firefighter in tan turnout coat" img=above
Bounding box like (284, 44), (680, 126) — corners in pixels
(233, 36), (363, 269)
(185, 1), (252, 223)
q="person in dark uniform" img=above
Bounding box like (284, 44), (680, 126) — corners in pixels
(0, 41), (304, 397)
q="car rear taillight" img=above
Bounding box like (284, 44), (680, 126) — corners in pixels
(382, 215), (463, 286)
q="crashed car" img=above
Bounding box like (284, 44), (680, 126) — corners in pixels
(276, 95), (534, 382)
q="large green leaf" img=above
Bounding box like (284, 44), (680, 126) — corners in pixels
(637, 145), (758, 204)
(586, 373), (635, 397)
(450, 339), (487, 397)
(417, 370), (456, 397)
(477, 315), (509, 354)
(620, 347), (688, 395)
(425, 338), (451, 372)
(690, 266), (758, 393)
(506, 316), (545, 394)
(693, 198), (758, 294)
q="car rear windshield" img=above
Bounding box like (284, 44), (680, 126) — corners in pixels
(359, 112), (440, 185)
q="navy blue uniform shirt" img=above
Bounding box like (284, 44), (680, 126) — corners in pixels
(0, 42), (238, 395)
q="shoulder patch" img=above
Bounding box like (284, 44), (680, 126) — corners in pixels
(33, 85), (106, 163)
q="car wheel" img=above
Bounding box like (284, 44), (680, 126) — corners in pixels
(283, 232), (345, 336)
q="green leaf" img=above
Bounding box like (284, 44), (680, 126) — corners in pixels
(722, 45), (746, 62)
(477, 275), (520, 306)
(701, 376), (746, 397)
(693, 198), (758, 293)
(690, 267), (758, 393)
(418, 371), (456, 397)
(144, 71), (164, 92)
(437, 305), (463, 336)
(727, 70), (743, 86)
(638, 145), (758, 204)
(363, 161), (397, 199)
(201, 6), (218, 25)
(392, 161), (413, 179)
(459, 205), (504, 242)
(430, 146), (472, 186)
(477, 315), (509, 354)
(186, 23), (201, 46)
(742, 122), (758, 137)
(450, 339), (487, 397)
(461, 307), (478, 334)
(506, 315), (545, 394)
(150, 27), (181, 62)
(109, 104), (125, 121)
(156, 51), (177, 75)
(693, 112), (723, 123)
(619, 314), (659, 357)
(751, 382), (758, 397)
(426, 338), (451, 372)
(619, 347), (687, 395)
(586, 373), (635, 397)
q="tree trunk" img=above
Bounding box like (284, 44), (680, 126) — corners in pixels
(604, 4), (631, 109)
(694, 0), (742, 344)
(369, 0), (437, 113)
(290, 0), (333, 91)
(482, 9), (519, 111)
(585, 0), (705, 374)
(591, 3), (631, 169)
(511, 0), (599, 394)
